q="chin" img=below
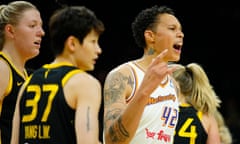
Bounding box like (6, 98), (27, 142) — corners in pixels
(28, 52), (40, 59)
(175, 58), (180, 62)
(169, 57), (180, 62)
(87, 66), (95, 71)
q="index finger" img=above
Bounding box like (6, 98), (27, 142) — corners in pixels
(152, 49), (168, 65)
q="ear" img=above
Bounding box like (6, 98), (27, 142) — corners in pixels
(66, 36), (76, 52)
(5, 24), (14, 38)
(144, 30), (155, 42)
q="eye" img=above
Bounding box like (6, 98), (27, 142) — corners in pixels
(169, 26), (176, 31)
(29, 23), (37, 28)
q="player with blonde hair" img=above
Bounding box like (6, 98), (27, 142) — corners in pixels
(172, 63), (222, 144)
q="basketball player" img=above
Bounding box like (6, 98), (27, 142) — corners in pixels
(103, 5), (184, 144)
(11, 5), (104, 144)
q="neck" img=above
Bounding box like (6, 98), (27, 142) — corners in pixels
(1, 50), (27, 79)
(52, 57), (78, 67)
(135, 54), (154, 69)
(178, 94), (188, 104)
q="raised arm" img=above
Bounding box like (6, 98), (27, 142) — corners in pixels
(103, 49), (175, 144)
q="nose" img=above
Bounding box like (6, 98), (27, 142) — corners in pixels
(40, 27), (45, 37)
(177, 31), (184, 38)
(37, 26), (45, 37)
(96, 44), (102, 55)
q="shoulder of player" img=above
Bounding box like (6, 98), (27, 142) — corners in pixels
(0, 59), (11, 100)
(0, 58), (11, 72)
(68, 71), (100, 87)
(105, 62), (134, 81)
(64, 72), (101, 102)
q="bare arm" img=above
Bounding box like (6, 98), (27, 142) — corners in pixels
(206, 114), (221, 144)
(0, 60), (10, 107)
(103, 49), (175, 144)
(65, 73), (102, 144)
(11, 82), (27, 144)
(10, 96), (20, 144)
(103, 66), (138, 144)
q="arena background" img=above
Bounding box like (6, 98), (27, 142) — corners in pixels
(1, 0), (240, 143)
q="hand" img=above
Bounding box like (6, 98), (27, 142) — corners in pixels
(138, 49), (175, 97)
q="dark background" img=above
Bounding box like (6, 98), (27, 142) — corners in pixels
(2, 0), (240, 143)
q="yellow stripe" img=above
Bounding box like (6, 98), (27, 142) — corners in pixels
(62, 69), (83, 86)
(0, 57), (13, 97)
(197, 111), (203, 120)
(180, 103), (191, 107)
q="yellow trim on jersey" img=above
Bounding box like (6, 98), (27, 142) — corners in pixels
(43, 62), (74, 69)
(180, 103), (191, 107)
(42, 62), (84, 86)
(62, 69), (84, 86)
(0, 52), (28, 79)
(23, 75), (33, 88)
(6, 67), (13, 96)
(197, 111), (203, 120)
(0, 57), (13, 96)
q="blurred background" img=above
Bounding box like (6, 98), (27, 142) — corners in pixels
(2, 0), (240, 143)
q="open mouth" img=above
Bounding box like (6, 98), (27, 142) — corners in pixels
(173, 44), (182, 50)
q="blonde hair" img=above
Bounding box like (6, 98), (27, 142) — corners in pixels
(214, 110), (232, 144)
(0, 1), (37, 49)
(172, 63), (221, 114)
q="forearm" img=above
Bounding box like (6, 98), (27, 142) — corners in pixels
(11, 110), (20, 144)
(104, 92), (148, 144)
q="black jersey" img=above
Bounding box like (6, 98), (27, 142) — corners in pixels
(0, 52), (27, 144)
(174, 104), (208, 144)
(19, 63), (83, 144)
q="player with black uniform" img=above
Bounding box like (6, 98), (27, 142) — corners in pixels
(172, 63), (221, 144)
(11, 6), (104, 144)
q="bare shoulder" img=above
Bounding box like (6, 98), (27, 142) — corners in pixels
(104, 62), (135, 103)
(0, 59), (11, 100)
(69, 71), (101, 94)
(0, 59), (10, 74)
(105, 62), (133, 85)
(64, 71), (101, 109)
(201, 113), (218, 132)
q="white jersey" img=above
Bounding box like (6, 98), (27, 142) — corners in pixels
(127, 62), (179, 144)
